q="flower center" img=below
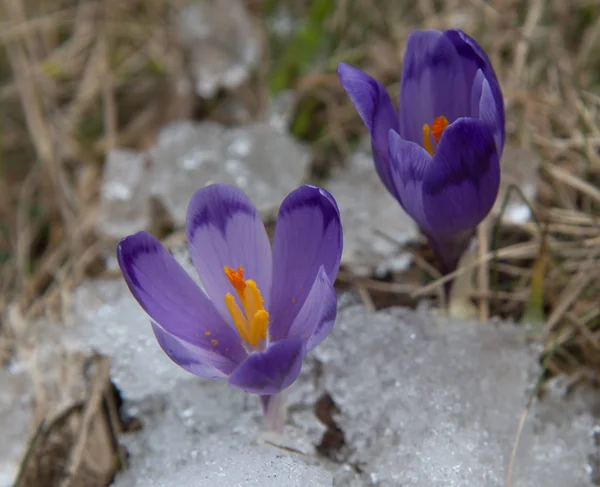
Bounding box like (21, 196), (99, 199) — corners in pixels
(422, 115), (449, 156)
(223, 266), (269, 347)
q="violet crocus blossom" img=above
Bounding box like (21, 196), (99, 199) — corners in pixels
(117, 184), (342, 396)
(338, 29), (504, 274)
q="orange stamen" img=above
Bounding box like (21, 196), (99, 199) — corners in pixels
(422, 115), (449, 156)
(223, 266), (269, 348)
(422, 124), (433, 156)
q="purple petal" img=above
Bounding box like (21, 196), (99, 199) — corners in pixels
(387, 130), (429, 230)
(117, 232), (246, 364)
(228, 338), (305, 394)
(186, 184), (272, 323)
(287, 266), (337, 352)
(400, 30), (470, 145)
(338, 62), (399, 193)
(269, 186), (342, 342)
(152, 322), (239, 379)
(478, 77), (503, 158)
(444, 29), (505, 147)
(470, 69), (503, 156)
(443, 29), (495, 86)
(470, 69), (485, 119)
(422, 118), (500, 236)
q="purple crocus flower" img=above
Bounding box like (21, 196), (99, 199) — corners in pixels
(117, 184), (342, 396)
(338, 29), (504, 274)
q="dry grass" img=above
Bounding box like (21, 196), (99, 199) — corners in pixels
(13, 355), (125, 487)
(1, 0), (600, 480)
(0, 0), (599, 367)
(0, 0), (193, 360)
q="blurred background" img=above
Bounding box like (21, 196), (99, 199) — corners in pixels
(2, 0), (600, 484)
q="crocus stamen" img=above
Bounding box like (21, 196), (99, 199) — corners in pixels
(422, 115), (449, 156)
(224, 266), (269, 347)
(422, 124), (433, 156)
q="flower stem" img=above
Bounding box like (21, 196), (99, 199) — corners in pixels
(425, 230), (474, 308)
(260, 392), (287, 435)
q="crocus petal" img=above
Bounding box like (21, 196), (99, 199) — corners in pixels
(444, 29), (505, 147)
(422, 118), (500, 236)
(470, 69), (485, 119)
(269, 186), (342, 342)
(387, 130), (429, 230)
(478, 77), (503, 158)
(287, 266), (337, 352)
(338, 62), (398, 194)
(151, 322), (238, 379)
(228, 338), (305, 394)
(399, 30), (470, 145)
(117, 232), (246, 364)
(186, 184), (272, 322)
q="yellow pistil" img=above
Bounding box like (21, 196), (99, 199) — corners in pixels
(223, 266), (269, 347)
(422, 115), (449, 156)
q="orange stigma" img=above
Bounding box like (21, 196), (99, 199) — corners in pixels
(224, 265), (269, 348)
(422, 115), (449, 156)
(224, 266), (245, 295)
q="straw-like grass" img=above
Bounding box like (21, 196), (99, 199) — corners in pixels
(2, 0), (600, 483)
